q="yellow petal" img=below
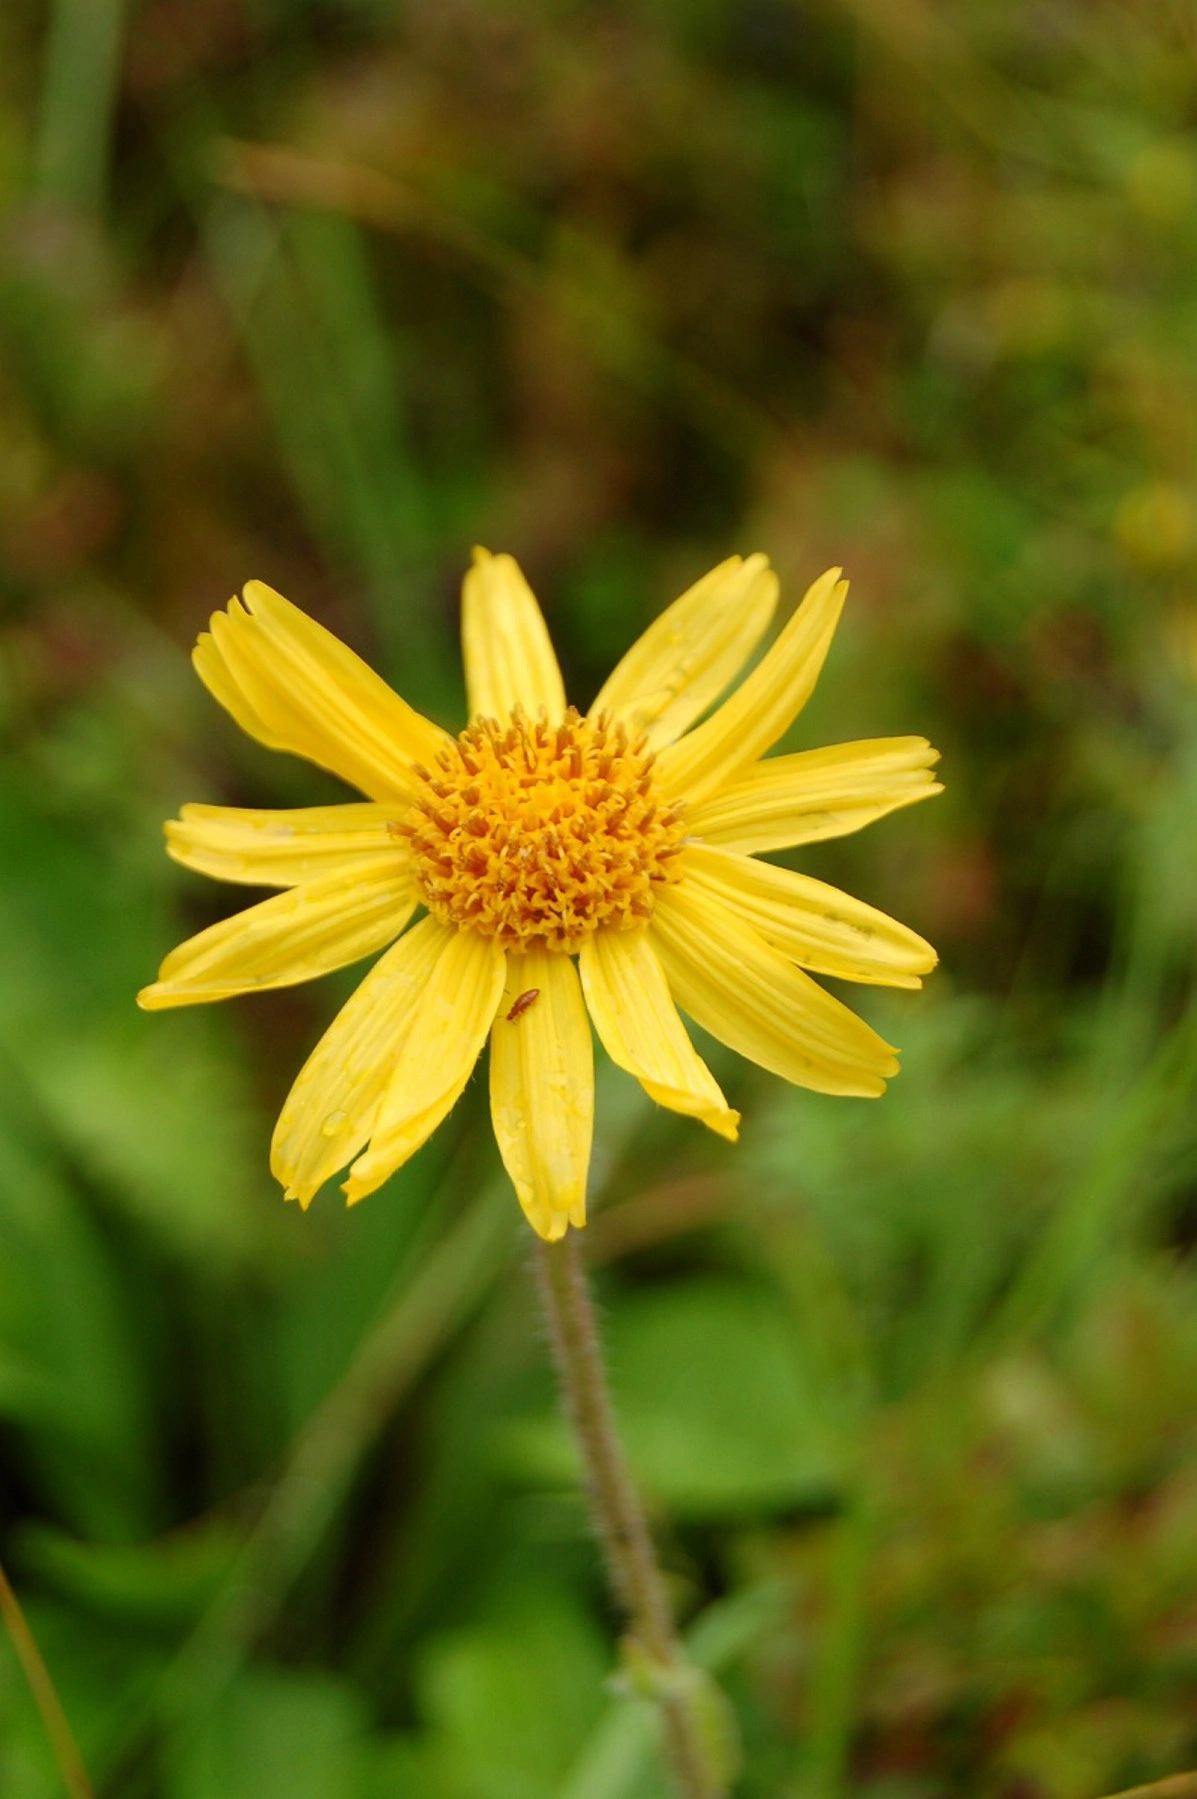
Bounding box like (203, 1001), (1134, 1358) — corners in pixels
(343, 928), (506, 1203)
(193, 632), (289, 752)
(137, 861), (416, 1009)
(588, 554), (778, 749)
(579, 928), (739, 1139)
(196, 583), (449, 802)
(165, 802), (403, 887)
(651, 883), (899, 1098)
(681, 844), (937, 989)
(462, 548), (566, 724)
(271, 916), (448, 1208)
(489, 949), (593, 1240)
(686, 737), (942, 853)
(656, 567), (848, 806)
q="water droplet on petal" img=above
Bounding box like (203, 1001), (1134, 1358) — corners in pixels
(321, 1109), (349, 1137)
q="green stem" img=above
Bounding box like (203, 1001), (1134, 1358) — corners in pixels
(0, 1559), (94, 1799)
(534, 1232), (734, 1799)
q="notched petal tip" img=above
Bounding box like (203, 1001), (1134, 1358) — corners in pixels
(512, 1177), (588, 1243)
(641, 1079), (741, 1142)
(527, 1205), (575, 1243)
(685, 1104), (741, 1143)
(836, 1062), (899, 1099)
(684, 1102), (740, 1142)
(590, 551), (781, 751)
(907, 945), (939, 980)
(658, 562), (852, 803)
(274, 1143), (317, 1209)
(705, 1105), (742, 1143)
(342, 1156), (411, 1207)
(239, 578), (274, 610)
(191, 577), (451, 803)
(462, 548), (566, 724)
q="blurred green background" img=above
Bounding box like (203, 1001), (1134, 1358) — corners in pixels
(1, 1), (1196, 1795)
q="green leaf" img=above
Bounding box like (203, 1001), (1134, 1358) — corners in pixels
(413, 1587), (609, 1799)
(164, 1667), (370, 1799)
(604, 1277), (841, 1517)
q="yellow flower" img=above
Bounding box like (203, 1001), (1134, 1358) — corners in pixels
(139, 552), (941, 1240)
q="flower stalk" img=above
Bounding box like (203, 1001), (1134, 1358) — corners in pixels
(534, 1231), (736, 1799)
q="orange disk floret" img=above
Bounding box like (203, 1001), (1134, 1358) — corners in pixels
(399, 707), (686, 951)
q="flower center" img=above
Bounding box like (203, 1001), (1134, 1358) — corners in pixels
(399, 708), (685, 952)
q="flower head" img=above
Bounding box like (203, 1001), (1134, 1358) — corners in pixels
(139, 551), (941, 1239)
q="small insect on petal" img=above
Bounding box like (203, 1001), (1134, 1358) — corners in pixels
(506, 988), (540, 1022)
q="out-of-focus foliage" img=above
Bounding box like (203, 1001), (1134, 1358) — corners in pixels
(1, 1), (1195, 1795)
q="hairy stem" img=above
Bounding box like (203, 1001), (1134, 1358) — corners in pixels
(534, 1231), (734, 1799)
